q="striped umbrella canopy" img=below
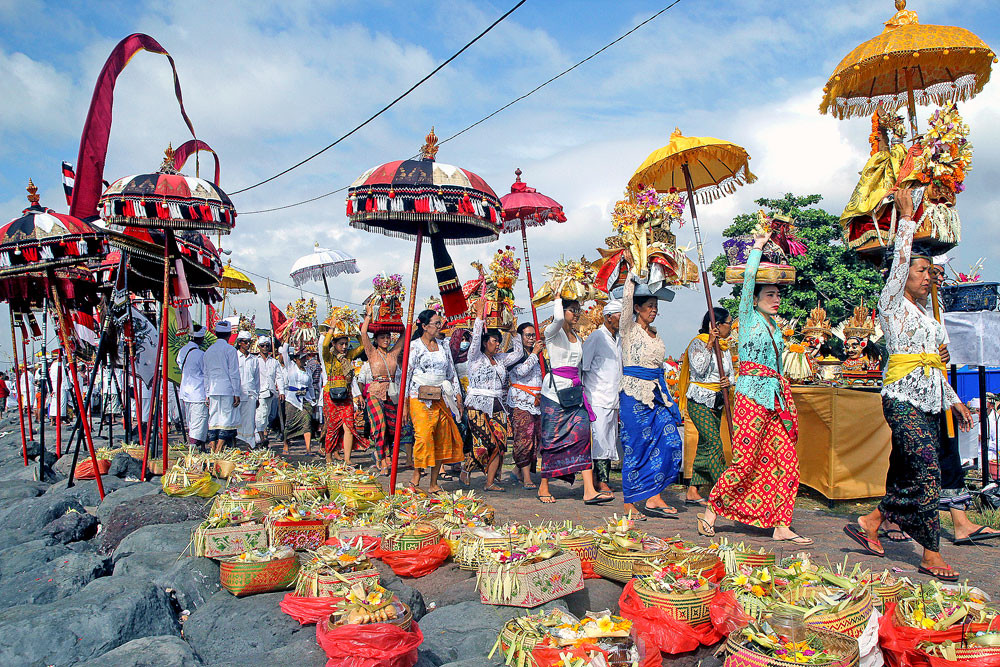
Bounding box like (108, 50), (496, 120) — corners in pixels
(99, 144), (237, 234)
(104, 226), (223, 295)
(0, 180), (108, 279)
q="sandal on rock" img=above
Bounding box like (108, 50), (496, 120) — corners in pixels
(697, 513), (715, 537)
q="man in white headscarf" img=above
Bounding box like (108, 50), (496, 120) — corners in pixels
(255, 336), (281, 447)
(178, 325), (208, 450)
(235, 331), (260, 447)
(582, 300), (623, 494)
(203, 321), (241, 453)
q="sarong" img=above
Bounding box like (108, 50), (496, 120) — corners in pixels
(324, 392), (367, 454)
(284, 401), (312, 439)
(620, 391), (682, 504)
(208, 395), (240, 430)
(184, 400), (209, 444)
(708, 393), (799, 528)
(237, 392), (257, 443)
(539, 395), (592, 480)
(366, 395), (398, 460)
(464, 403), (510, 473)
(878, 396), (941, 551)
(688, 401), (726, 487)
(590, 405), (620, 461)
(255, 395), (274, 431)
(409, 398), (462, 469)
(511, 407), (540, 469)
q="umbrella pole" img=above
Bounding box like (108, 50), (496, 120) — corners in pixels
(48, 275), (105, 500)
(160, 230), (173, 473)
(682, 162), (734, 433)
(389, 225), (423, 495)
(520, 226), (546, 373)
(55, 350), (62, 457)
(21, 330), (34, 440)
(10, 309), (28, 466)
(322, 273), (333, 313)
(902, 68), (920, 142)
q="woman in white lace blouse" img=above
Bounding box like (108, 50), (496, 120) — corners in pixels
(845, 188), (972, 582)
(505, 322), (544, 489)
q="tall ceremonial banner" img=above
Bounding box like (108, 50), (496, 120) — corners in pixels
(167, 306), (216, 384)
(124, 307), (158, 389)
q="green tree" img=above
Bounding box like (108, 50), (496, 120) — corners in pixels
(707, 193), (883, 325)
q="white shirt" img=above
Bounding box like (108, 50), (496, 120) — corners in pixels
(505, 335), (542, 415)
(465, 318), (511, 415)
(257, 355), (281, 398)
(582, 325), (622, 409)
(278, 364), (313, 410)
(541, 303), (583, 403)
(237, 351), (260, 399)
(178, 342), (206, 402)
(203, 340), (241, 397)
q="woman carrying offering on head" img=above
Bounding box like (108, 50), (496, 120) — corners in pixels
(679, 307), (735, 505)
(844, 187), (973, 581)
(698, 224), (812, 545)
(360, 303), (405, 476)
(321, 328), (366, 465)
(537, 299), (611, 505)
(402, 309), (464, 494)
(620, 276), (683, 519)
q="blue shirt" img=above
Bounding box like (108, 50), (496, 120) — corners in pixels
(734, 248), (785, 410)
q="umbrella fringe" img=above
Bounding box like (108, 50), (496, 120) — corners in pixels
(290, 263), (360, 285)
(692, 166), (758, 205)
(348, 215), (499, 245)
(629, 144), (756, 194)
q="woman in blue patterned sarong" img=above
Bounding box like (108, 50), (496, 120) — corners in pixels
(619, 276), (683, 519)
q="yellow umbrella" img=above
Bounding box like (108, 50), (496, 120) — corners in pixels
(219, 260), (256, 293)
(819, 0), (996, 136)
(628, 127), (757, 432)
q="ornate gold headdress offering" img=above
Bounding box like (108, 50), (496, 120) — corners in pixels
(801, 303), (832, 340)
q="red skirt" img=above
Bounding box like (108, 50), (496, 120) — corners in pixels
(324, 392), (368, 454)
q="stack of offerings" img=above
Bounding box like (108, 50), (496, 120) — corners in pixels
(455, 524), (527, 571)
(476, 540), (583, 608)
(724, 210), (804, 285)
(592, 515), (672, 583)
(491, 608), (645, 667)
(365, 272), (405, 334)
(294, 538), (380, 597)
(424, 490), (496, 553)
(190, 509), (268, 559)
(455, 247), (521, 329)
(266, 502), (327, 551)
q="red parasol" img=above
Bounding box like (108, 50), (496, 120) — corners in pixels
(500, 168), (566, 370)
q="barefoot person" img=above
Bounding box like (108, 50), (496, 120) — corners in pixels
(699, 225), (812, 545)
(360, 303), (405, 475)
(844, 187), (973, 580)
(279, 347), (315, 456)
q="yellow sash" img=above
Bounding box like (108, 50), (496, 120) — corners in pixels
(883, 353), (946, 386)
(678, 334), (729, 413)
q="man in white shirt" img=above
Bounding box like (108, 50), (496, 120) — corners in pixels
(178, 325), (208, 450)
(47, 352), (70, 426)
(203, 321), (241, 453)
(235, 331), (260, 447)
(581, 300), (623, 495)
(256, 337), (281, 447)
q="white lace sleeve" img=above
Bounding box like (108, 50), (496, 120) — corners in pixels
(688, 338), (713, 378)
(879, 216), (915, 317)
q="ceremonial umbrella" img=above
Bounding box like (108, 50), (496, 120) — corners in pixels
(500, 168), (566, 369)
(347, 128), (501, 493)
(289, 242), (359, 309)
(628, 128), (758, 431)
(819, 0), (996, 138)
(0, 180), (108, 493)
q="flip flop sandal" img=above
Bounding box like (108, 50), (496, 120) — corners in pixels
(774, 534), (814, 546)
(538, 495), (556, 504)
(953, 526), (1000, 545)
(641, 505), (679, 519)
(843, 523), (885, 557)
(685, 498), (708, 506)
(485, 484), (506, 493)
(522, 483), (538, 490)
(696, 513), (715, 536)
(918, 565), (959, 582)
(583, 493), (615, 505)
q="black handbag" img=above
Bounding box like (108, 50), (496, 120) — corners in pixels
(328, 386), (350, 402)
(548, 373), (584, 409)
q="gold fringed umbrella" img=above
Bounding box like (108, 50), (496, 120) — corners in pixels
(819, 0), (996, 136)
(628, 128), (758, 432)
(220, 260), (256, 293)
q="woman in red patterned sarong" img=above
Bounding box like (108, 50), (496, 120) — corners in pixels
(360, 303), (404, 475)
(321, 329), (367, 464)
(697, 227), (812, 545)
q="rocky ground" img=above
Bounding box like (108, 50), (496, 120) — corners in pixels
(0, 414), (996, 666)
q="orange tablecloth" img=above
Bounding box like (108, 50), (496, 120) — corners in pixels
(682, 386), (890, 500)
(791, 386), (890, 500)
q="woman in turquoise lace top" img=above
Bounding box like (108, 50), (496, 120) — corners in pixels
(697, 226), (811, 545)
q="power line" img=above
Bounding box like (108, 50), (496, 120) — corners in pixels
(238, 0), (686, 216)
(229, 0), (527, 196)
(229, 264), (365, 306)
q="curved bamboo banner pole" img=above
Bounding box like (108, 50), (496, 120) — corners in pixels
(10, 310), (28, 465)
(48, 275), (105, 499)
(681, 162), (734, 433)
(520, 226), (546, 373)
(388, 225), (423, 495)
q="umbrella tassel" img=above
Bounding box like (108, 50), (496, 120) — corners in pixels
(345, 196), (353, 216)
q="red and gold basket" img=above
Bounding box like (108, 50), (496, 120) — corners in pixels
(800, 589), (873, 639)
(871, 579), (908, 612)
(558, 534), (597, 564)
(220, 554), (299, 597)
(733, 552), (776, 569)
(268, 519), (327, 551)
(248, 480), (293, 498)
(724, 626), (859, 667)
(632, 579), (717, 626)
(192, 522), (267, 559)
(381, 523), (441, 552)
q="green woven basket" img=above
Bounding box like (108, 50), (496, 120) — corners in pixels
(724, 626), (859, 667)
(633, 579), (717, 626)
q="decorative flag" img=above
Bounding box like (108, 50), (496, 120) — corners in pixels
(205, 303), (219, 332)
(430, 233), (467, 317)
(62, 162), (75, 206)
(269, 301), (288, 341)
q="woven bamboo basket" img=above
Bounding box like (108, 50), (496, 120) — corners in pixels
(798, 589), (873, 639)
(594, 544), (669, 583)
(381, 523), (441, 552)
(324, 600), (412, 633)
(871, 580), (907, 612)
(124, 446), (145, 460)
(632, 579), (717, 625)
(456, 533), (523, 571)
(220, 554), (299, 597)
(338, 480), (385, 500)
(917, 644), (1000, 663)
(296, 566), (380, 597)
(724, 626), (860, 667)
(192, 522), (267, 559)
(497, 623), (543, 666)
(237, 469), (259, 482)
(329, 525), (383, 542)
(733, 552), (776, 569)
(248, 480), (293, 498)
(632, 552), (721, 579)
(293, 483), (328, 503)
(558, 535), (597, 563)
(268, 519), (327, 551)
(210, 494), (275, 517)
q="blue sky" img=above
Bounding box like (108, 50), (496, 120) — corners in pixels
(1, 0), (999, 364)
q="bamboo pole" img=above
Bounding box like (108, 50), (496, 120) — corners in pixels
(388, 225), (423, 495)
(681, 162), (734, 433)
(55, 349), (63, 457)
(160, 230), (173, 473)
(10, 309), (28, 466)
(37, 299), (48, 481)
(520, 225), (546, 373)
(21, 329), (33, 440)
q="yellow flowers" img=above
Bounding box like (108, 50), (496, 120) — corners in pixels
(760, 569), (772, 583)
(752, 585), (767, 597)
(735, 574), (749, 587)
